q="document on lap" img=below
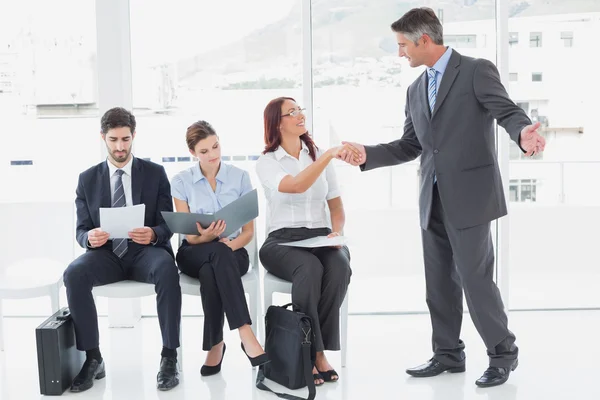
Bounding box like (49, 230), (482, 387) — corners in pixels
(278, 235), (347, 248)
(162, 189), (259, 238)
(99, 204), (146, 239)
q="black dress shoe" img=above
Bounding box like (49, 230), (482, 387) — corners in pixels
(475, 359), (518, 387)
(70, 358), (105, 392)
(157, 356), (180, 391)
(406, 358), (465, 377)
(201, 343), (226, 376)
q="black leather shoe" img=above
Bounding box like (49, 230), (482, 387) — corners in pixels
(201, 343), (226, 376)
(475, 359), (518, 387)
(406, 358), (465, 377)
(156, 356), (180, 391)
(70, 358), (105, 392)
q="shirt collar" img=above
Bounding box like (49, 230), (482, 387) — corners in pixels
(192, 162), (227, 183)
(274, 140), (309, 161)
(430, 46), (453, 76)
(107, 155), (133, 177)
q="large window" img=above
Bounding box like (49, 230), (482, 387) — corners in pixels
(312, 1), (496, 313)
(129, 0), (302, 315)
(3, 0), (598, 320)
(0, 0), (98, 316)
(0, 0), (99, 204)
(129, 0), (301, 174)
(508, 6), (600, 309)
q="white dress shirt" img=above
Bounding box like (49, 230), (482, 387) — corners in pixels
(107, 157), (133, 207)
(256, 141), (341, 235)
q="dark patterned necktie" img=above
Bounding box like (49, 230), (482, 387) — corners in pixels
(112, 169), (128, 257)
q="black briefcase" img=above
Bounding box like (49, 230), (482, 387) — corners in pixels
(36, 307), (84, 395)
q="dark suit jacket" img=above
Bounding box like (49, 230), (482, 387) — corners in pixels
(75, 157), (174, 258)
(362, 50), (532, 230)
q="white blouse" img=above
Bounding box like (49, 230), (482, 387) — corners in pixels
(256, 141), (341, 235)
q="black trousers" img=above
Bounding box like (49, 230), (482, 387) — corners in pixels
(422, 184), (518, 368)
(259, 227), (351, 352)
(176, 240), (251, 351)
(63, 243), (182, 351)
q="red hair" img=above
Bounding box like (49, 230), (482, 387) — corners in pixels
(262, 97), (318, 161)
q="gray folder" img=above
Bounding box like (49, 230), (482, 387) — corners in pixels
(162, 189), (259, 238)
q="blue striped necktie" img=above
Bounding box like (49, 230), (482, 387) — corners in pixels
(429, 68), (438, 183)
(428, 68), (437, 113)
(112, 169), (128, 257)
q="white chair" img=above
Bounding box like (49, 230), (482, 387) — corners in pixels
(262, 273), (349, 367)
(0, 259), (64, 351)
(92, 233), (261, 369)
(0, 202), (74, 352)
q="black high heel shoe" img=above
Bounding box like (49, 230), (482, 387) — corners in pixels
(240, 343), (270, 367)
(201, 343), (226, 376)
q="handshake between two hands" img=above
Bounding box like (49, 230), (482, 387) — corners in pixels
(327, 141), (366, 166)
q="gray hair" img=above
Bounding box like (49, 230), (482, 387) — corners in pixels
(391, 7), (444, 45)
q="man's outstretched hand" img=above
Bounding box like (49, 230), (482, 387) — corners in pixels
(520, 122), (546, 156)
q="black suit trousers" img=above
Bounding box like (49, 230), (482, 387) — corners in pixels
(63, 242), (182, 351)
(176, 240), (251, 351)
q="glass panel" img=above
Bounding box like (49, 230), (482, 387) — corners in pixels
(0, 0), (98, 316)
(129, 0), (302, 315)
(508, 4), (600, 309)
(313, 1), (496, 313)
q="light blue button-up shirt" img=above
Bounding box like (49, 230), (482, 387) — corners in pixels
(429, 46), (453, 93)
(171, 162), (253, 239)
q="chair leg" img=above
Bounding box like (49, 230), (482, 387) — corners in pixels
(249, 287), (259, 338)
(0, 299), (4, 352)
(262, 285), (273, 346)
(50, 283), (60, 314)
(177, 316), (183, 372)
(341, 292), (349, 368)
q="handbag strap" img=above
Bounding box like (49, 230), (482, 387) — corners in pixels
(256, 342), (316, 400)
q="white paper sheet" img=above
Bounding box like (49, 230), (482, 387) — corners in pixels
(278, 235), (347, 248)
(99, 204), (146, 239)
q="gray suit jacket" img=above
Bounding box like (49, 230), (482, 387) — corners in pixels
(362, 50), (531, 230)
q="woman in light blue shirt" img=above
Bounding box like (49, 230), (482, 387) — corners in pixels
(171, 120), (268, 376)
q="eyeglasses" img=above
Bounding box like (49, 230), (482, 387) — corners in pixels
(281, 108), (306, 118)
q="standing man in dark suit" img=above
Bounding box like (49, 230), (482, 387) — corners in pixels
(339, 8), (545, 388)
(63, 107), (181, 392)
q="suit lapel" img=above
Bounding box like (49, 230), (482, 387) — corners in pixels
(99, 162), (111, 208)
(432, 50), (461, 118)
(419, 72), (431, 121)
(131, 157), (143, 205)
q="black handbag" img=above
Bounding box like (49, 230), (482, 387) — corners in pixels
(256, 303), (316, 400)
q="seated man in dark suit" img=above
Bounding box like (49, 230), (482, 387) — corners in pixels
(63, 107), (181, 392)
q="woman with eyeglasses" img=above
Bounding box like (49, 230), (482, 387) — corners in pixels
(256, 97), (360, 386)
(171, 120), (269, 376)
